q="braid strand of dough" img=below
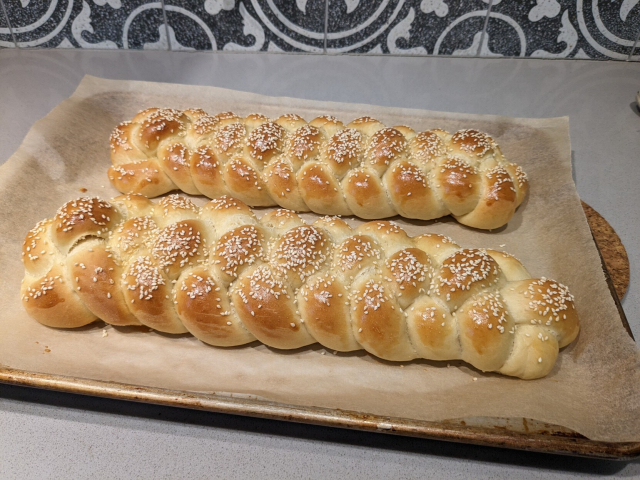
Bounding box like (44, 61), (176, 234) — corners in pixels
(21, 194), (578, 380)
(108, 108), (529, 230)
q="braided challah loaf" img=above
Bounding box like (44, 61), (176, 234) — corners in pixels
(21, 194), (577, 379)
(108, 108), (528, 230)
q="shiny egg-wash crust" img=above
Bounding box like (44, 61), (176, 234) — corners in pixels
(109, 109), (528, 230)
(21, 194), (577, 380)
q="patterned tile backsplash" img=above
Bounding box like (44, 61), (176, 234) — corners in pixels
(1, 0), (639, 60)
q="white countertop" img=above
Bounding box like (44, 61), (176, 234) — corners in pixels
(1, 49), (639, 478)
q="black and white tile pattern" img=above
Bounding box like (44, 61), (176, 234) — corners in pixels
(0, 0), (638, 59)
(576, 0), (640, 59)
(0, 0), (15, 48)
(1, 0), (167, 49)
(325, 0), (488, 54)
(484, 0), (640, 59)
(163, 0), (325, 52)
(241, 0), (326, 52)
(325, 0), (404, 53)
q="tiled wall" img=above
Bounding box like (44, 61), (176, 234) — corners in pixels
(1, 0), (639, 60)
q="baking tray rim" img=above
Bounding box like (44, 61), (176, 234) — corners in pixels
(1, 363), (639, 460)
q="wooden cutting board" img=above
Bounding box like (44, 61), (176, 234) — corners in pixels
(582, 201), (630, 300)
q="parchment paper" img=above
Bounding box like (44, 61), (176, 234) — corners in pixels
(1, 75), (638, 442)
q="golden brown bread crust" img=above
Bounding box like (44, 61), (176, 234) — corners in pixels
(21, 264), (96, 329)
(231, 265), (315, 350)
(175, 267), (255, 346)
(52, 197), (121, 253)
(501, 278), (579, 348)
(108, 109), (529, 230)
(351, 275), (415, 361)
(383, 247), (432, 309)
(212, 225), (265, 282)
(122, 256), (186, 333)
(297, 274), (358, 352)
(298, 162), (351, 215)
(406, 297), (459, 361)
(21, 194), (577, 379)
(457, 292), (516, 372)
(432, 249), (503, 311)
(67, 240), (141, 327)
